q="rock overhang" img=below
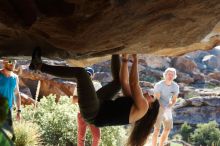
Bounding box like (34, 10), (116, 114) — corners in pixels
(0, 0), (220, 66)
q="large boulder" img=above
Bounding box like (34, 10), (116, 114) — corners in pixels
(209, 46), (220, 57)
(39, 79), (76, 101)
(173, 97), (220, 125)
(176, 72), (194, 85)
(140, 69), (163, 82)
(185, 50), (210, 71)
(139, 56), (171, 69)
(208, 72), (220, 81)
(173, 56), (199, 74)
(94, 72), (112, 84)
(186, 50), (210, 61)
(1, 1), (220, 66)
(191, 73), (205, 84)
(17, 66), (76, 101)
(202, 55), (220, 71)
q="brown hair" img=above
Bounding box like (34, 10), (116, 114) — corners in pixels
(127, 99), (160, 146)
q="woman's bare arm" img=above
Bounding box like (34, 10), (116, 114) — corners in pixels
(129, 54), (148, 123)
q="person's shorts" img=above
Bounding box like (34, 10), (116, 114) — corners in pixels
(154, 107), (173, 130)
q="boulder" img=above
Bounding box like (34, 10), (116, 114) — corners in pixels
(205, 78), (220, 86)
(140, 81), (154, 89)
(176, 72), (194, 84)
(1, 1), (220, 66)
(18, 66), (76, 101)
(208, 72), (220, 81)
(173, 56), (199, 74)
(184, 50), (217, 73)
(209, 46), (220, 57)
(173, 97), (220, 125)
(191, 73), (205, 84)
(202, 55), (220, 70)
(141, 69), (163, 82)
(94, 72), (112, 84)
(195, 88), (220, 96)
(20, 92), (36, 106)
(140, 56), (171, 69)
(185, 50), (210, 61)
(39, 79), (76, 102)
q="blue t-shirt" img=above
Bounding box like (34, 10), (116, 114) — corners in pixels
(0, 72), (17, 109)
(154, 80), (179, 107)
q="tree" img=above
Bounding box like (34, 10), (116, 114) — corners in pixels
(191, 121), (220, 146)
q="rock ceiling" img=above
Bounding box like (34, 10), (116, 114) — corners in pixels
(0, 0), (220, 66)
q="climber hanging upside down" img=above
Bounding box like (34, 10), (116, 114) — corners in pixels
(29, 48), (159, 146)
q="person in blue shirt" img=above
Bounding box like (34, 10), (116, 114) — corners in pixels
(0, 58), (21, 141)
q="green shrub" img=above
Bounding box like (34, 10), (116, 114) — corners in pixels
(14, 121), (42, 146)
(185, 91), (199, 99)
(191, 121), (220, 146)
(22, 95), (78, 146)
(172, 134), (182, 141)
(205, 83), (216, 89)
(84, 126), (127, 146)
(176, 98), (184, 103)
(22, 95), (126, 146)
(180, 122), (192, 142)
(100, 126), (126, 146)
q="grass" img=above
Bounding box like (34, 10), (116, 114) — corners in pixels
(171, 143), (183, 146)
(14, 121), (42, 146)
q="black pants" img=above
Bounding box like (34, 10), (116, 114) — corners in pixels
(41, 55), (121, 123)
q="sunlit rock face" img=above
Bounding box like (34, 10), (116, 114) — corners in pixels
(1, 0), (220, 66)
